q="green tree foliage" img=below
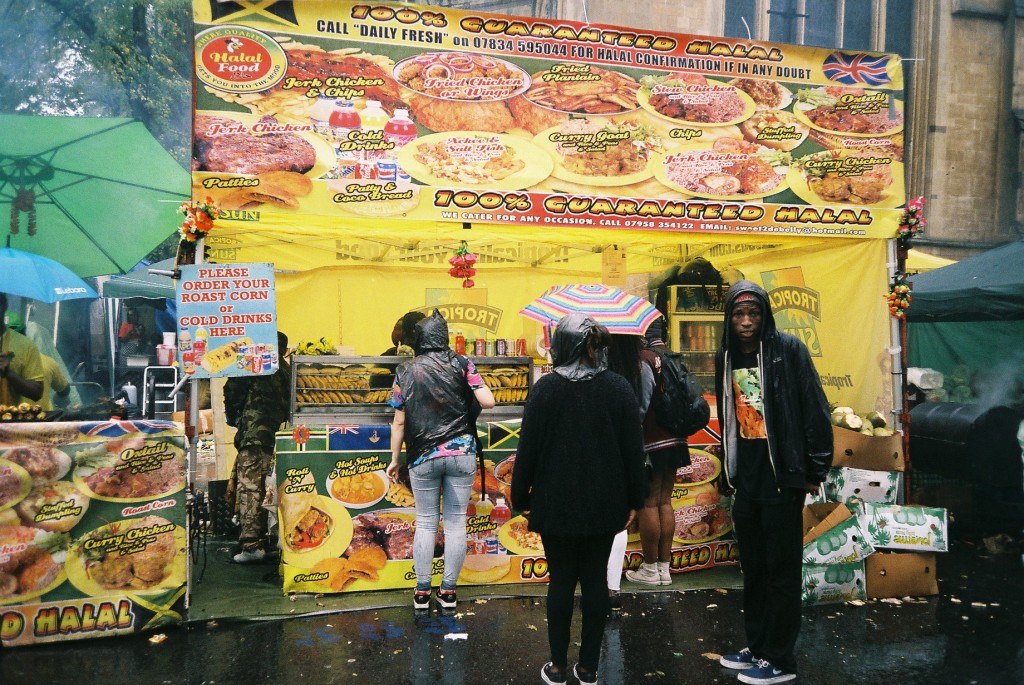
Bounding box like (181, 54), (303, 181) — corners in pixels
(0, 0), (192, 165)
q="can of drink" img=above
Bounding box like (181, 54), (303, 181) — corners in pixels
(515, 338), (527, 356)
(495, 338), (507, 356)
(251, 353), (264, 374)
(262, 351), (273, 372)
(474, 338), (485, 356)
(397, 166), (411, 183)
(357, 158), (377, 180)
(377, 159), (397, 182)
(338, 151), (358, 178)
(182, 351), (196, 375)
(485, 339), (496, 357)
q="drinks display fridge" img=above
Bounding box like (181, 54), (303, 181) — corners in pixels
(666, 285), (725, 395)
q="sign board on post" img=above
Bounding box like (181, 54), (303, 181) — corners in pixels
(174, 263), (278, 379)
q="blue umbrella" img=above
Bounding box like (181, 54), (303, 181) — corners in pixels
(0, 247), (99, 303)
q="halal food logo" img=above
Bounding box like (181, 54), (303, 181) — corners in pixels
(195, 26), (286, 93)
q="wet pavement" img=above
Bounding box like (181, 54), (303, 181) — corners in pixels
(1, 527), (1021, 684)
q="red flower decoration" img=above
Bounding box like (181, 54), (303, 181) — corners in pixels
(450, 240), (478, 288)
(897, 197), (926, 245)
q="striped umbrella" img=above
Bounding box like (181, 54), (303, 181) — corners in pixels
(519, 283), (661, 335)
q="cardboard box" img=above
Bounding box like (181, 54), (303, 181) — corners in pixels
(802, 503), (875, 564)
(831, 425), (905, 471)
(171, 408), (215, 434)
(801, 561), (866, 605)
(821, 467), (902, 504)
(857, 503), (949, 552)
(865, 551), (938, 598)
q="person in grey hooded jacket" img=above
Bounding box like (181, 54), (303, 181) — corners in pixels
(386, 310), (495, 612)
(714, 280), (832, 684)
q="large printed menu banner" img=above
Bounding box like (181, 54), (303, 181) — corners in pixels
(192, 1), (905, 239)
(274, 418), (735, 595)
(0, 421), (187, 647)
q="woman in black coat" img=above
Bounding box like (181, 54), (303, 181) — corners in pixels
(511, 313), (647, 685)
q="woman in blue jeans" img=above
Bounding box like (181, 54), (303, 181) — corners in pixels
(386, 310), (495, 611)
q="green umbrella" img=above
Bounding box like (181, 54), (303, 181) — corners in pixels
(0, 115), (190, 278)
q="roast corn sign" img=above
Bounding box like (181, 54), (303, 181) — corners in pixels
(192, 0), (906, 239)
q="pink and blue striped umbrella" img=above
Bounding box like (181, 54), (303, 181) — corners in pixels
(519, 283), (660, 335)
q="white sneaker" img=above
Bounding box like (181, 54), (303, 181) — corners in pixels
(233, 548), (265, 564)
(657, 561), (671, 585)
(625, 562), (661, 586)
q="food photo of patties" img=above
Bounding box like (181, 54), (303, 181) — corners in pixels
(393, 51), (530, 132)
(507, 63), (642, 134)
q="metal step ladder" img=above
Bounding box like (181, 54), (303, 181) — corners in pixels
(142, 366), (183, 420)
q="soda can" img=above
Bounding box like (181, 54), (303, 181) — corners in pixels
(515, 338), (527, 356)
(495, 338), (507, 356)
(357, 158), (377, 180)
(377, 159), (397, 182)
(251, 353), (264, 374)
(397, 166), (411, 183)
(338, 151), (358, 178)
(485, 339), (495, 357)
(262, 351), (273, 372)
(474, 338), (485, 356)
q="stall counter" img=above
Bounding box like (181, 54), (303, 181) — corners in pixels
(274, 418), (736, 595)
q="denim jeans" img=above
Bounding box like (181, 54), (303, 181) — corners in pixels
(408, 453), (476, 591)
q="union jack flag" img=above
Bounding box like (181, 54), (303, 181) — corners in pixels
(822, 51), (892, 86)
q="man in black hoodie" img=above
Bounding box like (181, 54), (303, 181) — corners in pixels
(714, 280), (832, 685)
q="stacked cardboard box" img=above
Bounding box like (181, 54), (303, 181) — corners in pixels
(800, 426), (945, 604)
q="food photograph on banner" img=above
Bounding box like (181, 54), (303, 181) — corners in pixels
(192, 1), (905, 237)
(0, 421), (187, 647)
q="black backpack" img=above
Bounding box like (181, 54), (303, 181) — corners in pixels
(649, 348), (710, 438)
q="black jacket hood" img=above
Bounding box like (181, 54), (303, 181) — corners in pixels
(413, 309), (450, 354)
(721, 280), (777, 351)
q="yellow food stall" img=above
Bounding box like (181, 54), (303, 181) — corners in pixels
(189, 0), (906, 593)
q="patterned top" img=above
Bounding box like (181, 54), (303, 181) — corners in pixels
(389, 357), (486, 467)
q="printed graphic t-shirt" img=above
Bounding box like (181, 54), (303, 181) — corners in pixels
(732, 349), (785, 502)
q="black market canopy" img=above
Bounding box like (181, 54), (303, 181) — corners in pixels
(906, 239), (1024, 322)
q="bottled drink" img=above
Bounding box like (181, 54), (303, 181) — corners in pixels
(455, 329), (466, 356)
(489, 497), (511, 554)
(330, 100), (362, 176)
(466, 499), (477, 554)
(383, 108), (417, 179)
(178, 327), (192, 353)
(193, 326), (208, 362)
(359, 99), (389, 130)
(475, 497), (495, 553)
(359, 100), (389, 166)
(309, 95), (337, 138)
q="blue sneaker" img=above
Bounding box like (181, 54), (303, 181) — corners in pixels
(737, 658), (796, 684)
(720, 647), (755, 669)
